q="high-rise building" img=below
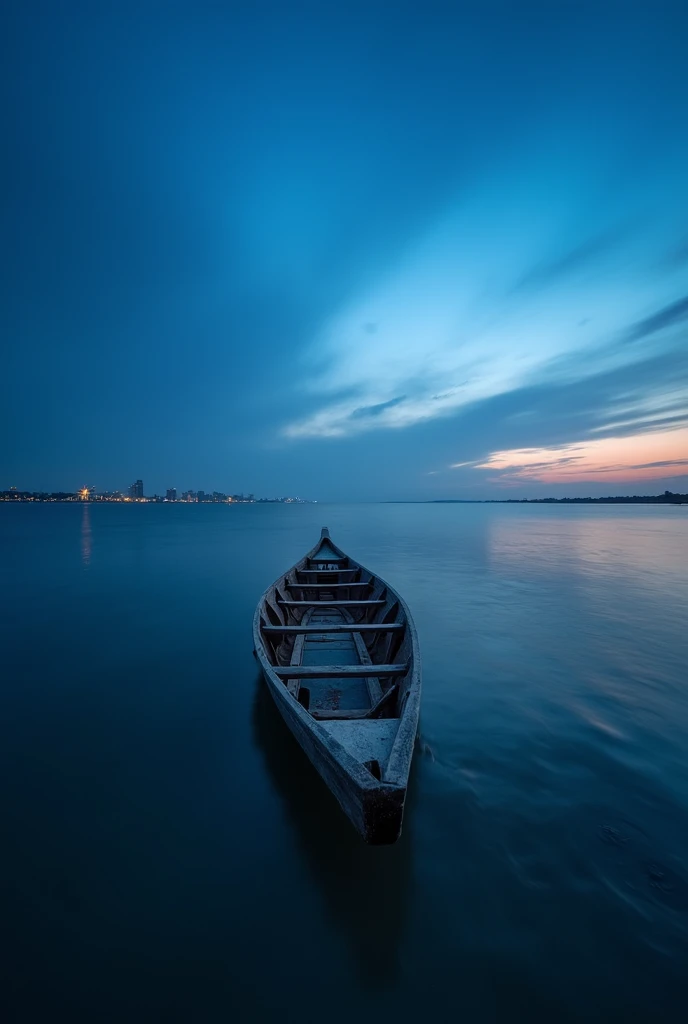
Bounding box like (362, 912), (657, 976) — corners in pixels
(197, 490), (206, 502)
(129, 479), (144, 499)
(166, 488), (177, 501)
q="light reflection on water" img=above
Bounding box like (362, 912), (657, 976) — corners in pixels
(81, 502), (92, 567)
(2, 501), (688, 1021)
(489, 507), (687, 582)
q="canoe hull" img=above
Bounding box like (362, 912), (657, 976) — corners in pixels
(253, 527), (421, 844)
(260, 665), (408, 844)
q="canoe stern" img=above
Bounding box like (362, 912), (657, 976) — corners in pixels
(261, 666), (408, 844)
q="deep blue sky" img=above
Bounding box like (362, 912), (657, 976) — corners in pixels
(2, 1), (687, 499)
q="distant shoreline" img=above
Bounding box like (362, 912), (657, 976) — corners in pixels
(429, 493), (687, 505)
(2, 491), (686, 506)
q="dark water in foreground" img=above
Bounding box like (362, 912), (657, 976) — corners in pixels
(2, 502), (688, 1022)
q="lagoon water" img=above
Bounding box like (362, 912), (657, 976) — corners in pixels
(2, 501), (688, 1022)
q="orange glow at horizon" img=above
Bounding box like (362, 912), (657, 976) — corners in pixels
(475, 427), (688, 484)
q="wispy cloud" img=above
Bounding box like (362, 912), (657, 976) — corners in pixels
(349, 395), (407, 420)
(282, 169), (688, 445)
(624, 294), (688, 344)
(474, 427), (688, 485)
(514, 226), (630, 294)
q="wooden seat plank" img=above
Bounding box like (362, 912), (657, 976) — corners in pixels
(275, 663), (407, 679)
(286, 582), (371, 590)
(297, 569), (359, 577)
(277, 599), (385, 608)
(261, 623), (404, 634)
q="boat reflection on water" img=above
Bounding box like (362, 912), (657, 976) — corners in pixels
(251, 675), (415, 987)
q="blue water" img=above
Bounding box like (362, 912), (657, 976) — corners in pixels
(2, 502), (688, 1022)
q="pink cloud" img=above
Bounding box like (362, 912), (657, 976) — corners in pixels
(474, 427), (688, 484)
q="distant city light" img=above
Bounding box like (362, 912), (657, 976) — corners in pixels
(1, 486), (316, 503)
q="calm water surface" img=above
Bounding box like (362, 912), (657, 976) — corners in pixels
(2, 502), (688, 1022)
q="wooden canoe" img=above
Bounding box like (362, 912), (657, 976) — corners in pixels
(253, 527), (421, 844)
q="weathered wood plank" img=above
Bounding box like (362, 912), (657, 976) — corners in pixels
(311, 708), (371, 720)
(274, 663), (407, 679)
(297, 569), (359, 576)
(367, 682), (399, 718)
(286, 633), (305, 697)
(351, 630), (383, 705)
(277, 599), (386, 608)
(261, 623), (404, 634)
(290, 633), (306, 666)
(286, 582), (371, 590)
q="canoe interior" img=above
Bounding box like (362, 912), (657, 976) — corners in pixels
(299, 607), (373, 712)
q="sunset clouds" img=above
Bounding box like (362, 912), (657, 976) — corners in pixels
(472, 427), (688, 486)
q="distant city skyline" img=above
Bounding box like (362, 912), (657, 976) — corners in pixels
(0, 484), (314, 503)
(1, 481), (312, 502)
